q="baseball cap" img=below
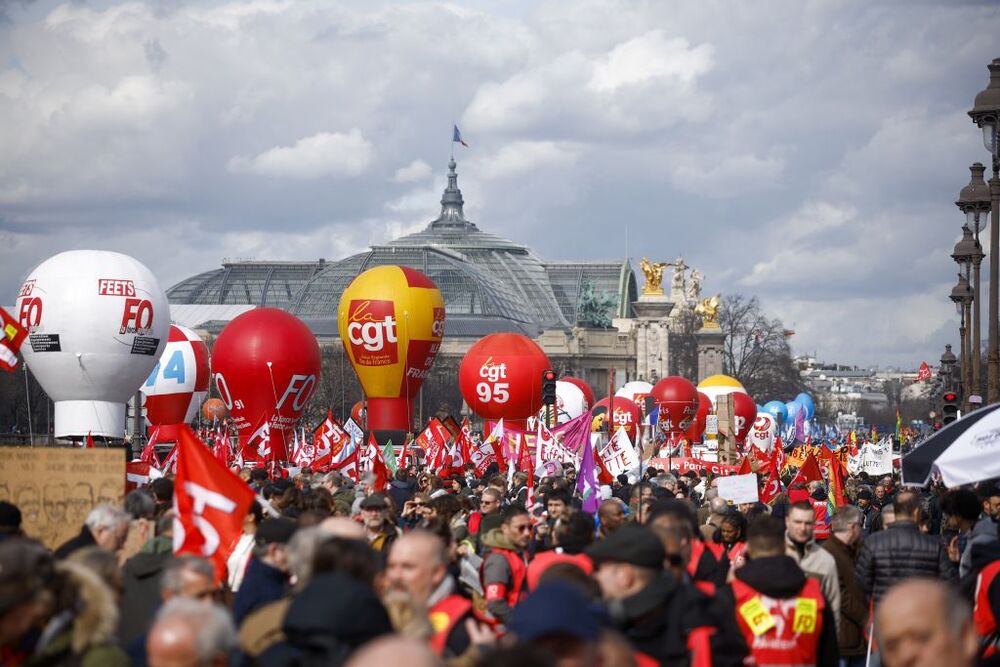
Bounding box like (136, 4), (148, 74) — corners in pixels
(255, 518), (297, 547)
(586, 523), (665, 569)
(508, 582), (600, 641)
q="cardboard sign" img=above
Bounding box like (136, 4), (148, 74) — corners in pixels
(705, 415), (719, 436)
(0, 448), (125, 549)
(717, 473), (760, 504)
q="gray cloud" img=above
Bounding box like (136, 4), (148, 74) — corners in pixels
(0, 0), (998, 370)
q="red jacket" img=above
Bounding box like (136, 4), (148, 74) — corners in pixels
(732, 576), (825, 666)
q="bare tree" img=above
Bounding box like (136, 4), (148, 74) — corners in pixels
(719, 294), (806, 401)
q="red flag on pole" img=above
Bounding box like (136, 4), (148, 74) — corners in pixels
(736, 456), (752, 476)
(0, 307), (27, 373)
(790, 452), (824, 487)
(759, 459), (783, 504)
(173, 426), (254, 582)
(916, 362), (932, 382)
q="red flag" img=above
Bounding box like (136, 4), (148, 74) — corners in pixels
(736, 456), (752, 476)
(241, 415), (272, 465)
(126, 461), (163, 493)
(174, 426), (254, 582)
(759, 459), (783, 504)
(916, 361), (932, 382)
(0, 307), (27, 373)
(823, 448), (847, 507)
(790, 452), (823, 487)
(362, 434), (390, 491)
(593, 437), (615, 486)
(139, 428), (160, 464)
(84, 432), (95, 449)
(399, 435), (411, 469)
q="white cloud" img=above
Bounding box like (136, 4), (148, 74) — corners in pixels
(668, 151), (786, 197)
(393, 159), (433, 183)
(588, 31), (713, 92)
(473, 141), (583, 180)
(227, 130), (373, 179)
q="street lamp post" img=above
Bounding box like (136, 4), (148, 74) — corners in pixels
(956, 163), (991, 400)
(941, 344), (958, 394)
(951, 273), (974, 400)
(969, 58), (1000, 403)
(952, 225), (979, 404)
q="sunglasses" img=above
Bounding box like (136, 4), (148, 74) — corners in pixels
(665, 553), (684, 567)
(412, 502), (428, 508)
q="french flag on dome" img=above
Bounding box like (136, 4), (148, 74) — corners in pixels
(453, 124), (468, 147)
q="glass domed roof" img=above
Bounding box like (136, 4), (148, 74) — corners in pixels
(166, 159), (636, 336)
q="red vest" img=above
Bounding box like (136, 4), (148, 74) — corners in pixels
(687, 540), (725, 581)
(732, 577), (824, 667)
(975, 560), (1000, 655)
(811, 500), (830, 541)
(428, 594), (473, 656)
(481, 547), (528, 611)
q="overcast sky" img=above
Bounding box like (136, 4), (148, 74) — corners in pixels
(1, 0), (998, 369)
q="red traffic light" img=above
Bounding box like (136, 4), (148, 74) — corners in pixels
(943, 392), (958, 402)
(543, 370), (557, 382)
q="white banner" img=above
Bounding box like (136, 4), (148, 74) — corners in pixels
(598, 427), (640, 477)
(857, 439), (893, 476)
(717, 473), (760, 504)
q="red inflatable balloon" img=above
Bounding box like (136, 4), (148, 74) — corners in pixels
(212, 308), (321, 461)
(561, 377), (594, 411)
(732, 392), (757, 444)
(459, 334), (550, 422)
(651, 376), (699, 435)
(686, 391), (711, 442)
(591, 396), (641, 443)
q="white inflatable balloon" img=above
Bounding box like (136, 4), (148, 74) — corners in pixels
(748, 412), (777, 453)
(538, 381), (586, 425)
(16, 250), (169, 438)
(615, 381), (654, 407)
(141, 325), (210, 432)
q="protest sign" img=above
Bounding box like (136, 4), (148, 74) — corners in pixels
(717, 473), (760, 504)
(0, 448), (124, 549)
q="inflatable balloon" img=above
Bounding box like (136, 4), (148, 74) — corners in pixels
(592, 396), (642, 442)
(538, 381), (586, 425)
(795, 393), (816, 420)
(696, 374), (747, 410)
(732, 392), (757, 444)
(763, 400), (787, 425)
(561, 377), (594, 410)
(748, 412), (777, 452)
(212, 308), (321, 460)
(616, 381), (654, 411)
(785, 400), (802, 424)
(201, 398), (228, 422)
(685, 391), (710, 442)
(15, 250), (169, 438)
(338, 266), (445, 441)
(460, 333), (550, 424)
(651, 376), (699, 435)
(142, 324), (210, 442)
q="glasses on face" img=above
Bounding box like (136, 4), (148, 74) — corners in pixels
(514, 525), (532, 533)
(412, 502), (428, 508)
(665, 553), (684, 567)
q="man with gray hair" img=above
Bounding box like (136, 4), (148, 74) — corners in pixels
(147, 597), (236, 667)
(875, 579), (978, 667)
(823, 505), (867, 666)
(699, 495), (730, 542)
(55, 502), (130, 559)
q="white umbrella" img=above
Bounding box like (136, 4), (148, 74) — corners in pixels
(930, 405), (1000, 486)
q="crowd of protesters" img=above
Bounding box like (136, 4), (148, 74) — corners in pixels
(1, 451), (1000, 666)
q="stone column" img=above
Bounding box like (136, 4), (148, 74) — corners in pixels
(632, 295), (674, 382)
(696, 327), (726, 382)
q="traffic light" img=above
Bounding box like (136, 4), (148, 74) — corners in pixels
(542, 370), (557, 405)
(942, 392), (960, 425)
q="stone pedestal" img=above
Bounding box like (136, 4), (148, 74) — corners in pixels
(696, 327), (726, 382)
(633, 295), (674, 383)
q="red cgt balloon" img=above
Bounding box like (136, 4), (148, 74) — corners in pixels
(211, 308), (321, 461)
(561, 377), (595, 411)
(591, 396), (641, 443)
(732, 392), (757, 444)
(651, 376), (699, 435)
(686, 391), (711, 442)
(459, 333), (550, 424)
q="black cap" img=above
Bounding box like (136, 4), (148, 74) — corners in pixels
(508, 582), (600, 641)
(360, 493), (389, 510)
(0, 502), (22, 531)
(857, 489), (873, 500)
(586, 523), (665, 569)
(255, 518), (296, 547)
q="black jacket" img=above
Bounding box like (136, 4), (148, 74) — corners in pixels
(607, 572), (747, 667)
(856, 520), (955, 605)
(735, 555), (839, 667)
(53, 525), (95, 560)
(233, 558), (289, 627)
(257, 572), (392, 667)
(118, 550), (172, 647)
(387, 479), (415, 514)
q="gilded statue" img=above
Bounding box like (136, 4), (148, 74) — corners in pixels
(695, 294), (722, 329)
(640, 257), (668, 295)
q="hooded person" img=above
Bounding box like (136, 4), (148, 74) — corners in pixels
(256, 570), (393, 667)
(733, 514), (839, 667)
